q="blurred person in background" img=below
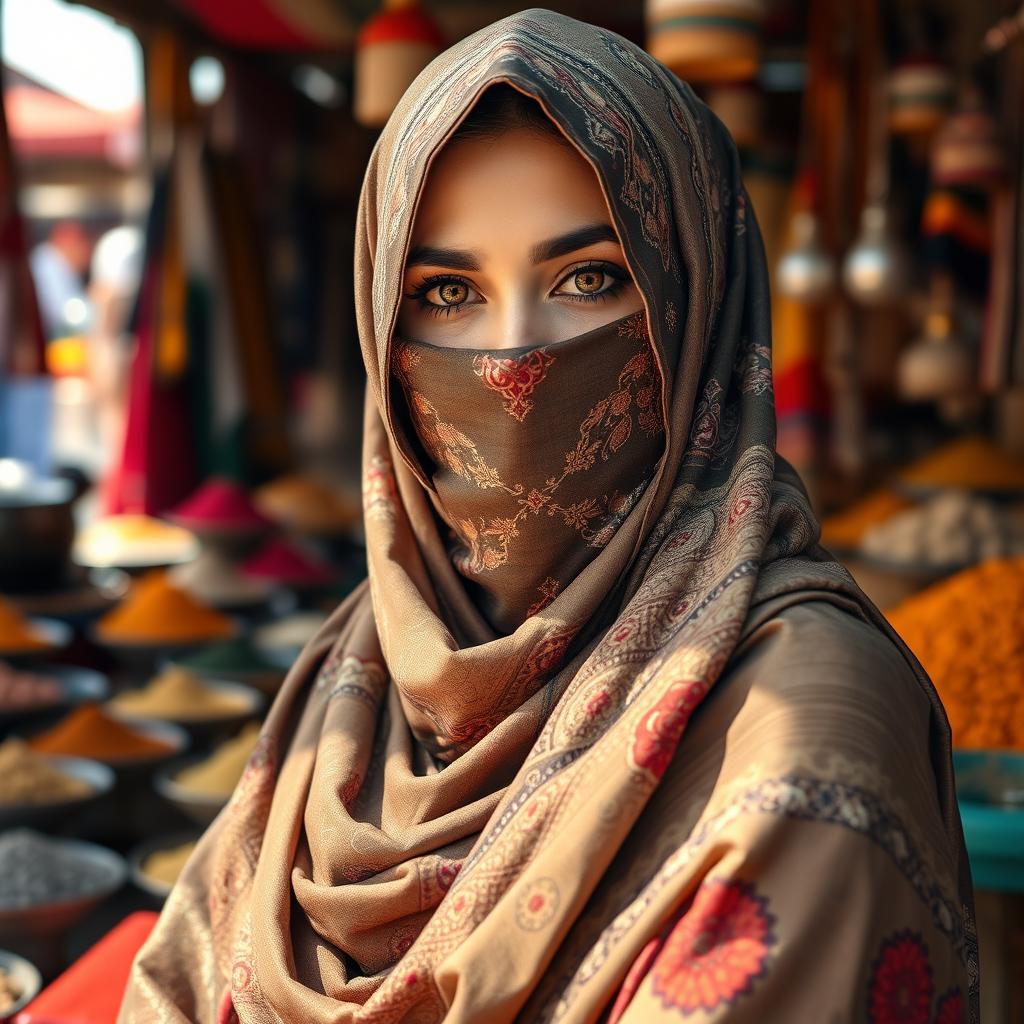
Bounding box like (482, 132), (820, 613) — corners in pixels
(87, 223), (143, 469)
(29, 219), (93, 340)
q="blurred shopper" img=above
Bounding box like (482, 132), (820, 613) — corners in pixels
(29, 220), (93, 340)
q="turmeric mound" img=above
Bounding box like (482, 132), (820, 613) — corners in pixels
(887, 557), (1024, 750)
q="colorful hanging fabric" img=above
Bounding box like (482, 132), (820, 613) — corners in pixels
(921, 185), (992, 301)
(0, 63), (46, 377)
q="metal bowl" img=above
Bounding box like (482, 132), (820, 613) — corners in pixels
(0, 755), (115, 832)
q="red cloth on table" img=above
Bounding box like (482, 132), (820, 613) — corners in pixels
(15, 912), (158, 1024)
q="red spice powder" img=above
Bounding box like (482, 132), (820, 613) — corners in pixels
(241, 537), (334, 585)
(168, 477), (271, 530)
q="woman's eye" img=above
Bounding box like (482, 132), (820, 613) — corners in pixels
(430, 281), (470, 306)
(555, 264), (627, 300)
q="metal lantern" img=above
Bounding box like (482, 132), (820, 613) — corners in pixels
(646, 0), (764, 83)
(776, 210), (835, 303)
(842, 204), (910, 305)
(353, 0), (443, 128)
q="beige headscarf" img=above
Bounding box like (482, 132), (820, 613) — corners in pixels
(120, 9), (976, 1023)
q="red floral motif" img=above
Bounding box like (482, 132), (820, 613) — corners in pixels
(521, 625), (577, 681)
(688, 378), (724, 455)
(525, 576), (561, 617)
(629, 679), (708, 779)
(650, 879), (775, 1013)
(472, 349), (555, 422)
(934, 989), (963, 1024)
(436, 860), (461, 892)
(363, 454), (398, 521)
(586, 689), (611, 719)
(868, 932), (933, 1024)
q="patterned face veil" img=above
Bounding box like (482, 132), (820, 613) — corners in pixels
(393, 309), (666, 634)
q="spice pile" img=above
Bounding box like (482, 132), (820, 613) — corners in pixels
(887, 557), (1024, 750)
(169, 548), (270, 607)
(30, 704), (176, 763)
(860, 491), (1024, 567)
(110, 666), (251, 722)
(255, 474), (360, 535)
(177, 635), (286, 687)
(142, 839), (197, 889)
(0, 597), (50, 654)
(0, 661), (63, 712)
(96, 571), (234, 645)
(174, 722), (260, 797)
(73, 514), (198, 568)
(254, 610), (328, 651)
(899, 435), (1024, 493)
(820, 488), (915, 551)
(241, 537), (334, 587)
(0, 830), (121, 909)
(0, 739), (93, 805)
(168, 477), (271, 532)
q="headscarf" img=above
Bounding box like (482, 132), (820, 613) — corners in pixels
(120, 9), (975, 1023)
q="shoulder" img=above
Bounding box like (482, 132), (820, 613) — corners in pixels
(706, 598), (937, 782)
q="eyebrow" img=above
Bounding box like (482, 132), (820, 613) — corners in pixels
(404, 222), (620, 272)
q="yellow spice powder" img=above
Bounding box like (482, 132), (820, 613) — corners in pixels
(174, 721), (261, 796)
(110, 665), (249, 721)
(143, 840), (197, 887)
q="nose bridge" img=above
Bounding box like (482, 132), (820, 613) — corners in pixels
(494, 279), (548, 350)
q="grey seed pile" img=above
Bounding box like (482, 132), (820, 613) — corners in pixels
(0, 829), (121, 909)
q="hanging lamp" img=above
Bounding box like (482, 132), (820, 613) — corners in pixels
(930, 84), (1007, 189)
(353, 0), (444, 128)
(887, 52), (955, 138)
(645, 0), (764, 83)
(897, 274), (974, 402)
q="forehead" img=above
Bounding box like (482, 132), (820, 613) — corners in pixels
(408, 128), (613, 249)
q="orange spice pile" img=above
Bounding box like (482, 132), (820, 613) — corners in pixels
(887, 557), (1024, 750)
(96, 570), (234, 645)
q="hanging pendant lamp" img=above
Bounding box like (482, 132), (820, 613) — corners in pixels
(353, 0), (443, 128)
(930, 85), (1007, 189)
(887, 53), (955, 138)
(898, 274), (974, 402)
(645, 0), (764, 83)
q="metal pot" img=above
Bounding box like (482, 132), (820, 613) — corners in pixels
(0, 461), (76, 592)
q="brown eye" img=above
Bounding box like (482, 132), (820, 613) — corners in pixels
(438, 281), (469, 305)
(574, 269), (604, 294)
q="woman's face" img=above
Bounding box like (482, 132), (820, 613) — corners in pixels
(398, 126), (643, 350)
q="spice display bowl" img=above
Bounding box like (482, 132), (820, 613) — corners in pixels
(0, 947), (43, 1018)
(0, 664), (109, 734)
(0, 618), (72, 664)
(0, 837), (126, 942)
(0, 755), (115, 832)
(171, 659), (287, 699)
(111, 679), (264, 744)
(127, 830), (202, 905)
(154, 756), (231, 826)
(90, 718), (190, 780)
(86, 619), (244, 673)
(841, 552), (962, 610)
(8, 579), (116, 627)
(953, 751), (1024, 893)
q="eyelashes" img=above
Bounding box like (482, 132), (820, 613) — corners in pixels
(404, 262), (630, 319)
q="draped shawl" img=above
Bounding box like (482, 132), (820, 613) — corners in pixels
(120, 9), (977, 1023)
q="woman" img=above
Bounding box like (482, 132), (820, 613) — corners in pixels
(121, 9), (976, 1023)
